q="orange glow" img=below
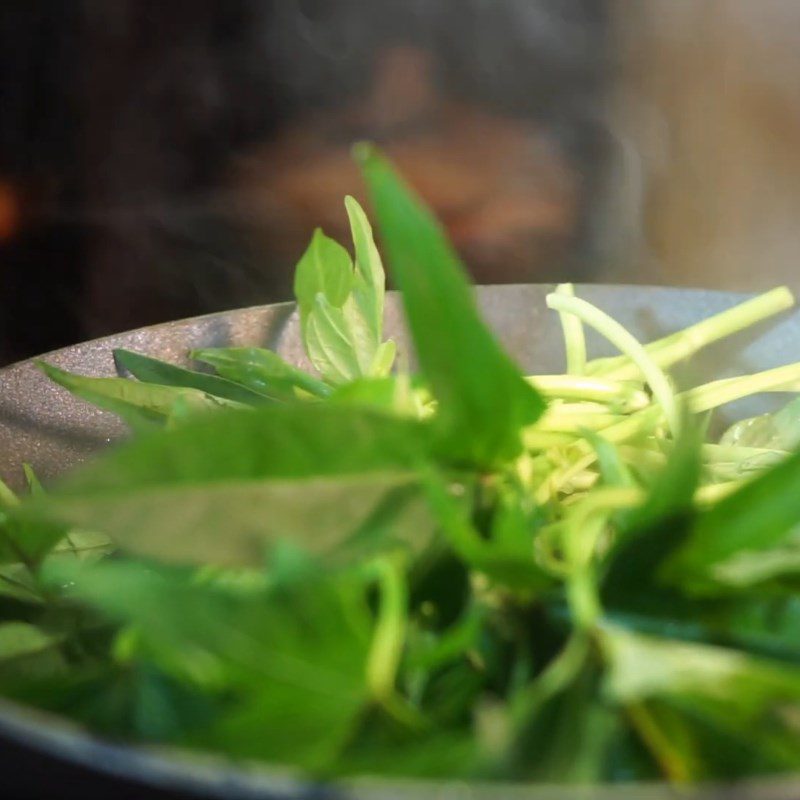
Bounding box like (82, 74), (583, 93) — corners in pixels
(0, 182), (21, 242)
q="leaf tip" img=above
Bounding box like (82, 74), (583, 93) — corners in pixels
(351, 140), (377, 166)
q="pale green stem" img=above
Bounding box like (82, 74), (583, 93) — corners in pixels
(534, 407), (664, 502)
(563, 486), (643, 628)
(554, 283), (587, 375)
(537, 411), (624, 434)
(694, 481), (744, 505)
(525, 375), (648, 410)
(687, 362), (800, 412)
(547, 293), (679, 435)
(586, 287), (794, 381)
(366, 557), (408, 704)
(523, 430), (577, 451)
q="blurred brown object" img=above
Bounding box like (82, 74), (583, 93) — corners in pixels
(606, 0), (800, 290)
(231, 46), (579, 287)
(0, 182), (20, 242)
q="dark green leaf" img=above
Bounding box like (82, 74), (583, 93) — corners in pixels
(601, 417), (704, 609)
(114, 349), (271, 406)
(0, 622), (66, 679)
(2, 665), (220, 743)
(508, 657), (618, 783)
(420, 468), (552, 593)
(43, 557), (373, 771)
(0, 514), (67, 566)
(668, 447), (800, 592)
(600, 625), (800, 773)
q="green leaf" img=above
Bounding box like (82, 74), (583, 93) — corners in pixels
(293, 228), (353, 324)
(329, 375), (422, 418)
(667, 447), (800, 592)
(0, 514), (67, 566)
(600, 625), (800, 773)
(355, 144), (544, 466)
(0, 622), (66, 679)
(337, 725), (478, 780)
(38, 361), (241, 431)
(114, 349), (271, 406)
(44, 557), (374, 771)
(583, 430), (635, 489)
(305, 294), (363, 384)
(419, 468), (552, 593)
(509, 657), (619, 783)
(405, 603), (486, 671)
(22, 464), (45, 497)
(191, 347), (330, 400)
(293, 202), (393, 385)
(0, 562), (43, 603)
(370, 339), (397, 378)
(20, 405), (437, 566)
(345, 195), (385, 342)
(601, 417), (704, 609)
(1, 664), (220, 743)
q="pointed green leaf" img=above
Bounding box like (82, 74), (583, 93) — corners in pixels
(114, 349), (270, 406)
(19, 405), (436, 566)
(38, 362), (241, 431)
(345, 195), (385, 340)
(600, 625), (800, 772)
(293, 228), (353, 324)
(355, 144), (544, 466)
(667, 447), (800, 592)
(191, 347), (330, 400)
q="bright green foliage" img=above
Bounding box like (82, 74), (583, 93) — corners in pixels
(6, 148), (800, 787)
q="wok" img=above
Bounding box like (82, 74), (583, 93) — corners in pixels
(0, 284), (799, 799)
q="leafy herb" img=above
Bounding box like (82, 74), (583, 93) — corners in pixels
(4, 148), (800, 786)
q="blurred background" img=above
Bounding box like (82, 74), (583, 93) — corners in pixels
(1, 1), (798, 365)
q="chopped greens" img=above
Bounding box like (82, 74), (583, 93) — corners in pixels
(3, 172), (800, 787)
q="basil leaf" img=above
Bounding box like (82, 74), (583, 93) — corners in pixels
(305, 294), (363, 384)
(602, 418), (704, 610)
(0, 622), (66, 679)
(293, 228), (353, 325)
(20, 405), (437, 566)
(44, 557), (373, 771)
(667, 447), (800, 592)
(191, 347), (330, 400)
(345, 195), (384, 339)
(114, 349), (270, 406)
(600, 625), (800, 774)
(38, 362), (241, 431)
(356, 145), (544, 466)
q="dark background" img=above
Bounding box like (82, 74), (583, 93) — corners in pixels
(0, 0), (609, 364)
